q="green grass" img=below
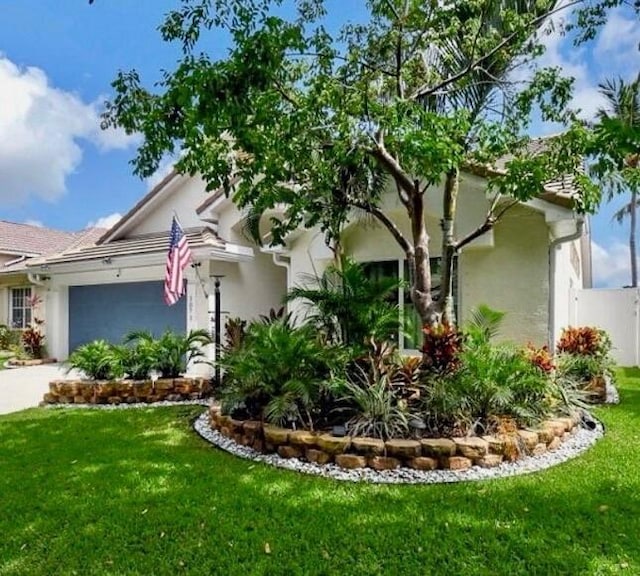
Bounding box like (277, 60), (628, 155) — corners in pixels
(1, 370), (640, 576)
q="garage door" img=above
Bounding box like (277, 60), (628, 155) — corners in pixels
(69, 281), (187, 352)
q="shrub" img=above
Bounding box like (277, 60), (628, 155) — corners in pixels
(421, 323), (464, 375)
(0, 325), (21, 350)
(66, 340), (121, 380)
(525, 344), (555, 374)
(556, 326), (612, 358)
(219, 320), (346, 429)
(22, 319), (46, 359)
(112, 344), (156, 380)
(422, 342), (554, 436)
(286, 257), (402, 348)
(125, 329), (212, 378)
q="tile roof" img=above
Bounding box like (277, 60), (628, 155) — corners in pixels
(0, 221), (77, 256)
(35, 227), (224, 267)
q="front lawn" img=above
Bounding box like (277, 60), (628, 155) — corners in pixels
(1, 370), (639, 576)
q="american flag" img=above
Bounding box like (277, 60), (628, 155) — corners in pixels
(164, 217), (192, 305)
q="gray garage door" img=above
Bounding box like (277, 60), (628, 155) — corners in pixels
(69, 281), (186, 352)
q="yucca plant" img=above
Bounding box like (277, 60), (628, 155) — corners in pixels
(66, 340), (122, 380)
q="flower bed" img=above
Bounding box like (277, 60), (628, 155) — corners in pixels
(42, 377), (210, 405)
(208, 406), (583, 471)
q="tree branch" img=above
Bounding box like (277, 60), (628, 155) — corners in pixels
(369, 133), (415, 195)
(409, 0), (584, 101)
(351, 200), (413, 255)
(455, 199), (519, 251)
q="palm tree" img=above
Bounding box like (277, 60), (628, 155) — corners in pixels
(596, 74), (640, 287)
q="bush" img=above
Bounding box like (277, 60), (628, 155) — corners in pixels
(421, 323), (464, 375)
(66, 340), (121, 380)
(22, 320), (46, 359)
(556, 326), (612, 358)
(0, 325), (21, 350)
(219, 320), (346, 429)
(125, 329), (212, 378)
(421, 342), (554, 436)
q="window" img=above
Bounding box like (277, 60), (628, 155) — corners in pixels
(10, 287), (32, 329)
(363, 258), (458, 350)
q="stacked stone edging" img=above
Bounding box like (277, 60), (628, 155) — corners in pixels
(7, 358), (57, 367)
(209, 407), (582, 472)
(43, 377), (210, 405)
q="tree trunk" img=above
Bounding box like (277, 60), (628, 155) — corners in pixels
(408, 182), (437, 326)
(631, 187), (638, 288)
(440, 168), (459, 325)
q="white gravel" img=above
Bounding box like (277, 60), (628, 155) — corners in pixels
(45, 399), (210, 410)
(193, 411), (605, 484)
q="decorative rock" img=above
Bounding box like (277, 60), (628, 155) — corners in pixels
(453, 437), (488, 460)
(135, 382), (153, 398)
(532, 443), (547, 456)
(421, 438), (456, 457)
(166, 394), (182, 402)
(228, 418), (245, 433)
(317, 434), (351, 454)
(335, 454), (367, 469)
(277, 445), (302, 459)
(385, 439), (421, 459)
(155, 379), (174, 392)
(107, 396), (121, 405)
(483, 436), (506, 455)
(73, 395), (87, 404)
(477, 454), (503, 468)
(289, 431), (318, 448)
(517, 430), (539, 452)
(442, 456), (472, 471)
(243, 421), (262, 434)
(562, 432), (571, 442)
(544, 420), (568, 437)
(263, 425), (290, 445)
(306, 449), (332, 465)
(368, 456), (401, 471)
(547, 436), (562, 451)
(535, 427), (555, 444)
(407, 457), (438, 471)
(351, 437), (386, 456)
(252, 438), (265, 453)
(42, 393), (58, 404)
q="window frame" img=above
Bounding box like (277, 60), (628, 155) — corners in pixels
(9, 286), (33, 330)
(362, 257), (458, 352)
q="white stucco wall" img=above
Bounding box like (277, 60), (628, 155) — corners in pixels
(551, 237), (583, 346)
(460, 205), (550, 346)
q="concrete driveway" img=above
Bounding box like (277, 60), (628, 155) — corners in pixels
(0, 364), (69, 415)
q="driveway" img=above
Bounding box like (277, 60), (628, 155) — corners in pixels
(0, 364), (69, 415)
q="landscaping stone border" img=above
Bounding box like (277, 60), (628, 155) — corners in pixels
(193, 406), (604, 483)
(42, 377), (211, 405)
(5, 358), (57, 368)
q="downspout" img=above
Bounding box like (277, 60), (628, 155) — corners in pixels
(548, 216), (585, 349)
(4, 255), (27, 268)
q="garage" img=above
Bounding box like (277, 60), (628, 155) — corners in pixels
(68, 281), (186, 352)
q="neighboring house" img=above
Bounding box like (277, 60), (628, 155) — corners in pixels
(0, 221), (104, 352)
(22, 164), (592, 368)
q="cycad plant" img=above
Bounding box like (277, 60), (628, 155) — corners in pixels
(286, 257), (402, 349)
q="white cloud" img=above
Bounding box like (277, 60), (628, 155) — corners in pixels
(145, 156), (176, 190)
(592, 240), (637, 288)
(595, 8), (640, 71)
(87, 212), (122, 230)
(24, 219), (43, 227)
(0, 56), (137, 206)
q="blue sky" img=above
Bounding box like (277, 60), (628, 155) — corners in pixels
(0, 1), (638, 287)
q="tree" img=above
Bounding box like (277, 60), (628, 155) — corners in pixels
(103, 0), (605, 331)
(592, 74), (640, 287)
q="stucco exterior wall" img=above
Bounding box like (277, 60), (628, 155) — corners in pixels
(460, 205), (550, 346)
(552, 237), (583, 346)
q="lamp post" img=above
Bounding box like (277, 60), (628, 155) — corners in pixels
(212, 275), (224, 388)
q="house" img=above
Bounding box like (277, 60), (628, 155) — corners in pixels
(0, 221), (104, 350)
(16, 163), (592, 369)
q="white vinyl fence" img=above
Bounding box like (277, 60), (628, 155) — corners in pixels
(569, 287), (640, 366)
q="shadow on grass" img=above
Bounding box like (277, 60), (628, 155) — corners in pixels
(1, 396), (639, 575)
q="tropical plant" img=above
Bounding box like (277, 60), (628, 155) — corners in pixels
(422, 342), (554, 436)
(421, 323), (464, 375)
(338, 371), (410, 441)
(124, 329), (213, 378)
(66, 340), (121, 381)
(525, 344), (555, 374)
(465, 305), (506, 346)
(0, 325), (21, 350)
(219, 320), (346, 429)
(556, 326), (612, 358)
(112, 344), (156, 380)
(223, 317), (247, 351)
(21, 319), (46, 359)
(287, 257), (402, 348)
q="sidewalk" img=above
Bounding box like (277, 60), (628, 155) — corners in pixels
(0, 365), (68, 415)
